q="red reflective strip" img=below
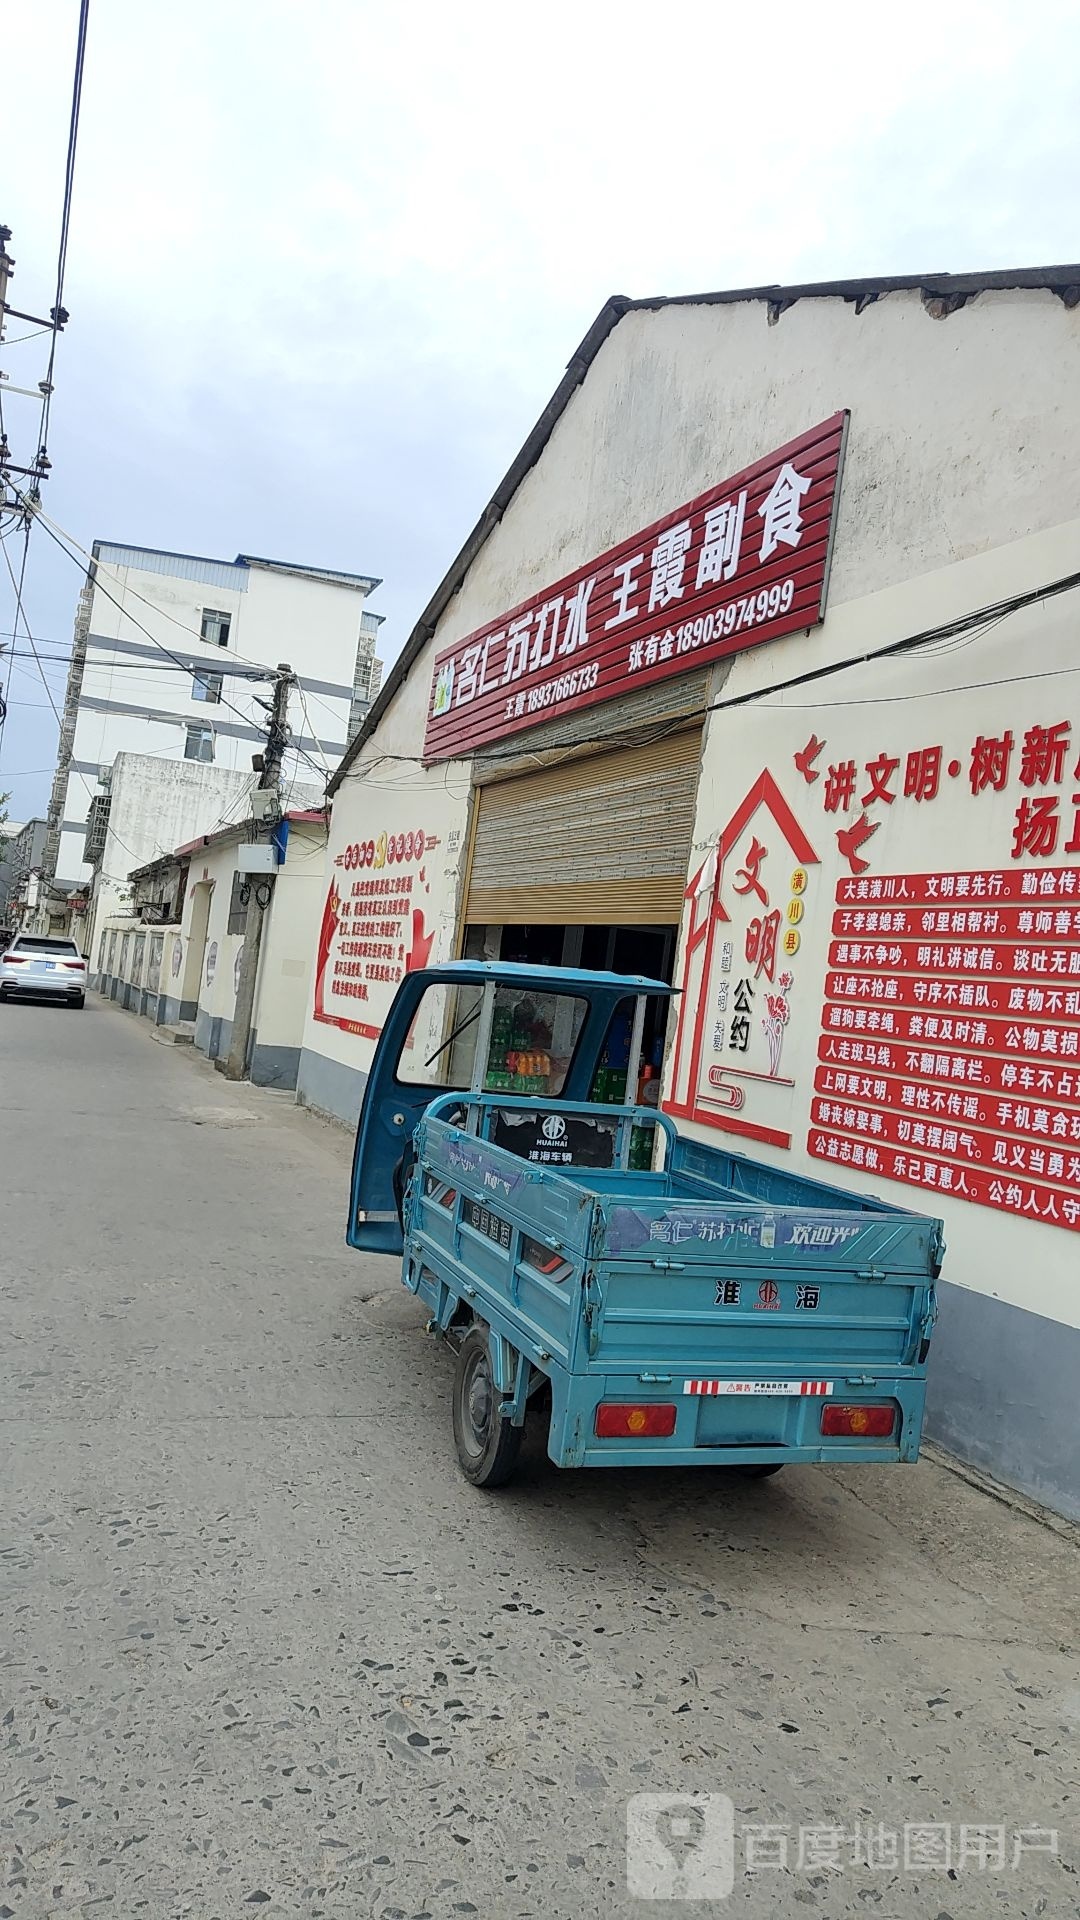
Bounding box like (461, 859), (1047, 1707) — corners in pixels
(687, 1378), (833, 1396)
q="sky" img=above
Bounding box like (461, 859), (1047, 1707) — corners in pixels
(1, 0), (1078, 821)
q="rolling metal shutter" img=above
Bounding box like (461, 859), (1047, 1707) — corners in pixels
(464, 728), (702, 926)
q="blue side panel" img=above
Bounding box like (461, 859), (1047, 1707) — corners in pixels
(671, 1131), (933, 1225)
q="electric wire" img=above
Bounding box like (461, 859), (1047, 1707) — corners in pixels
(0, 525), (49, 747)
(23, 496), (282, 740)
(32, 501), (365, 726)
(27, 499), (342, 778)
(36, 0), (90, 472)
(0, 531), (157, 876)
(332, 565), (1080, 797)
(10, 503), (334, 909)
(295, 681), (332, 775)
(701, 571), (1080, 720)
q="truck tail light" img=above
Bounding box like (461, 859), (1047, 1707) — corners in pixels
(595, 1402), (677, 1438)
(821, 1403), (895, 1438)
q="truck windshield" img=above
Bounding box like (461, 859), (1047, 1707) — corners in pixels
(397, 982), (588, 1096)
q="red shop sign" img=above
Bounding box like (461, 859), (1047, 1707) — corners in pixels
(422, 413), (849, 761)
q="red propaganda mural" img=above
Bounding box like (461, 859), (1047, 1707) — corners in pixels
(423, 414), (849, 761)
(666, 770), (819, 1150)
(794, 714), (1080, 877)
(810, 866), (1080, 1234)
(788, 707), (1080, 1231)
(314, 826), (439, 1040)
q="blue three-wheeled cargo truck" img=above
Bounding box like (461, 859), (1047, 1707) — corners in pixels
(347, 963), (943, 1487)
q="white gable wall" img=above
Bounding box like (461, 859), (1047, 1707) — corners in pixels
(300, 284), (1080, 1514)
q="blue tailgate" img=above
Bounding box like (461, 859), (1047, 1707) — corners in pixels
(593, 1188), (938, 1371)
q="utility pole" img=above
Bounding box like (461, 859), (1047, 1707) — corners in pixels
(0, 227), (16, 764)
(222, 663), (295, 1082)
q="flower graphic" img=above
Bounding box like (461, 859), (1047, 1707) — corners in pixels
(761, 970), (794, 1077)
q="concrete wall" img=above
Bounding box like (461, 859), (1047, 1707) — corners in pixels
(155, 927), (192, 1024)
(87, 755), (255, 958)
(0, 823), (22, 922)
(1, 818), (47, 926)
(175, 819), (330, 1084)
(361, 288), (1080, 746)
(188, 842), (243, 1065)
(295, 765), (472, 1123)
(249, 820), (328, 1087)
(93, 915), (191, 1022)
(673, 522), (1080, 1520)
(315, 285), (1080, 1516)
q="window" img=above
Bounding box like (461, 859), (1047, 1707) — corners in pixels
(398, 983), (485, 1089)
(11, 936), (80, 956)
(184, 723), (214, 763)
(396, 982), (588, 1095)
(192, 671), (223, 704)
(227, 870), (248, 935)
(200, 609), (231, 648)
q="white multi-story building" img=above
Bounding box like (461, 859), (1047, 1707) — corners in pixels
(46, 542), (383, 890)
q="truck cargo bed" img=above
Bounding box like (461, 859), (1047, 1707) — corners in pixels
(403, 1096), (941, 1471)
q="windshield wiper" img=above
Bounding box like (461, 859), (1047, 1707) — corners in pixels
(424, 1001), (483, 1069)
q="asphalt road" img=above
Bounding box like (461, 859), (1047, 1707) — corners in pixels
(2, 995), (1078, 1919)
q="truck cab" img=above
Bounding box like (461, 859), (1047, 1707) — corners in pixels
(348, 961), (674, 1252)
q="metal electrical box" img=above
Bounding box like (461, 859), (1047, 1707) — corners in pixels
(250, 787), (282, 824)
(236, 842), (277, 874)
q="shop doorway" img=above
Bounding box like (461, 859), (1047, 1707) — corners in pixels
(461, 919), (678, 1101)
(459, 727), (702, 1103)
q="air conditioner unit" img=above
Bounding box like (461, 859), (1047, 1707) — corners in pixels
(98, 765), (112, 790)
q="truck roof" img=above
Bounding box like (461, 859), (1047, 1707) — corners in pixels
(424, 960), (677, 995)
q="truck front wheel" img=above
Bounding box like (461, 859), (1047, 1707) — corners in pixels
(452, 1328), (523, 1489)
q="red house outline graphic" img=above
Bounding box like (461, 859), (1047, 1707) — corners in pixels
(667, 769), (819, 1148)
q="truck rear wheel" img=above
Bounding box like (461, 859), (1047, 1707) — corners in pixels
(452, 1328), (523, 1489)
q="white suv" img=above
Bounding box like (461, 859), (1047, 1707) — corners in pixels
(0, 935), (87, 1008)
